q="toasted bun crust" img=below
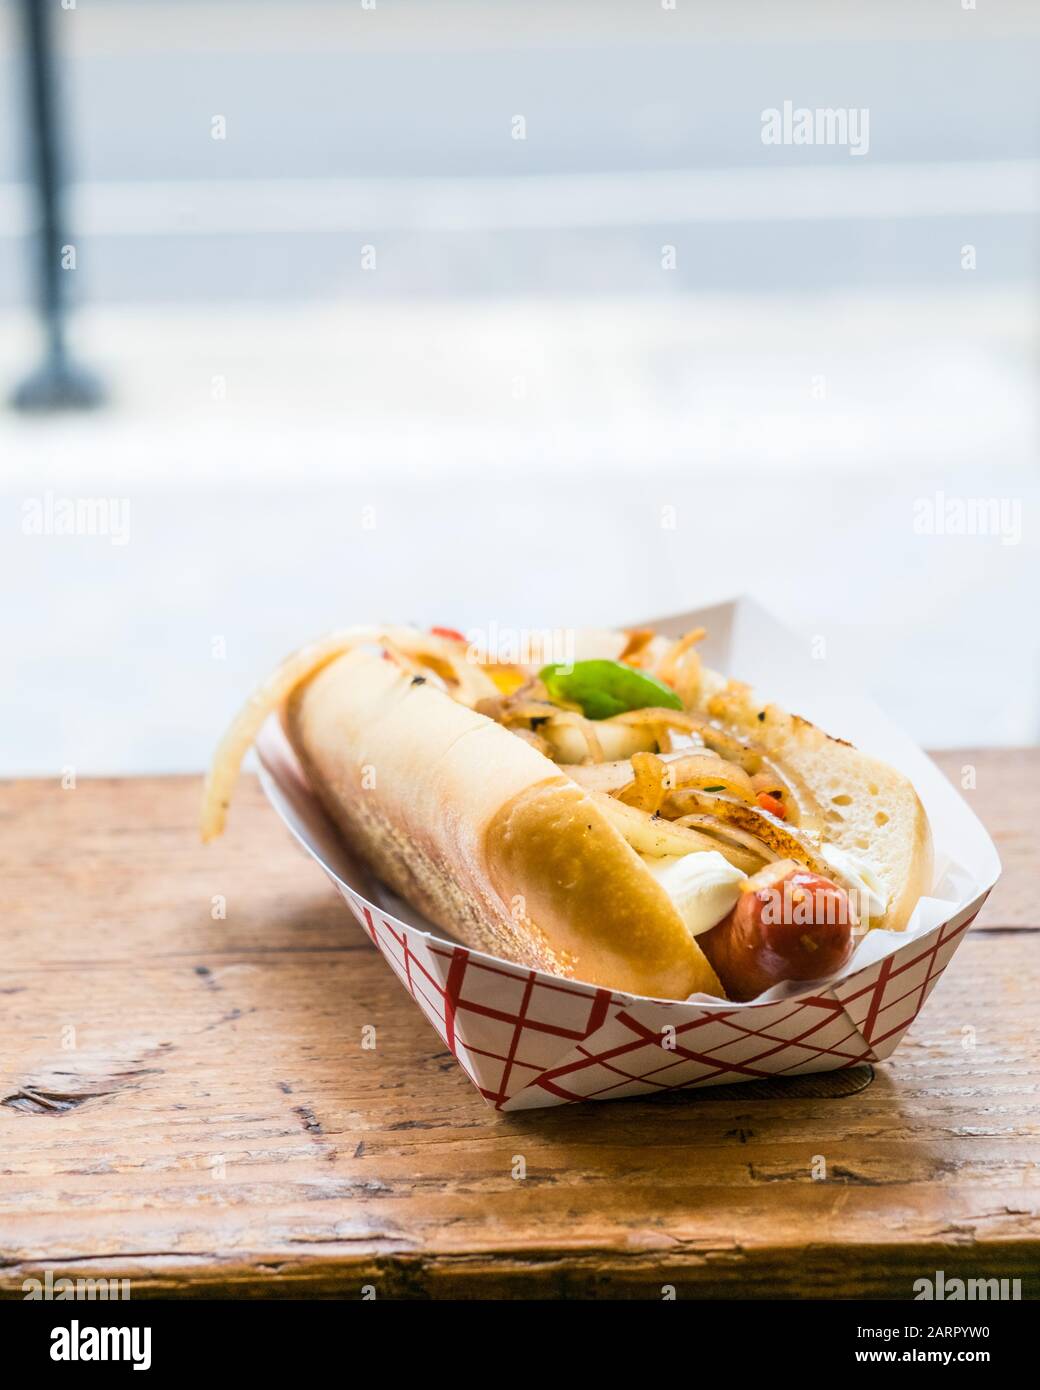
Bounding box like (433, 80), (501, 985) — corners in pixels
(285, 649), (723, 999)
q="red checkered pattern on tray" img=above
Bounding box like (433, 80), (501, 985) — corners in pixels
(334, 881), (986, 1111)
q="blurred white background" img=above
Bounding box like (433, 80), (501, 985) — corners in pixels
(1, 0), (1037, 774)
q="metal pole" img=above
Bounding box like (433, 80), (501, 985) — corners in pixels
(12, 0), (104, 411)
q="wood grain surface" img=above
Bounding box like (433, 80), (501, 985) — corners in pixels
(0, 749), (1036, 1299)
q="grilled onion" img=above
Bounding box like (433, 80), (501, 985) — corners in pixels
(542, 719), (657, 764)
(654, 626), (706, 706)
(671, 813), (780, 863)
(617, 751), (669, 814)
(592, 793), (763, 875)
(618, 628), (656, 667)
(664, 753), (755, 802)
(608, 708), (765, 772)
(670, 793), (830, 875)
(543, 710), (604, 764)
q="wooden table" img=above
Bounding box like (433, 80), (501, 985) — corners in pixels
(1, 751), (1036, 1299)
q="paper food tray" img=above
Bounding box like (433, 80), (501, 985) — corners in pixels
(255, 596), (1001, 1111)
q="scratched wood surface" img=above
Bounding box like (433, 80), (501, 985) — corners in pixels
(0, 749), (1036, 1299)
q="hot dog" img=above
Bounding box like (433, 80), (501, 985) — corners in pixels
(698, 862), (857, 1001)
(202, 622), (932, 1002)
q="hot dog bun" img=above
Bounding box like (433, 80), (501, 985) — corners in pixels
(285, 648), (723, 999)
